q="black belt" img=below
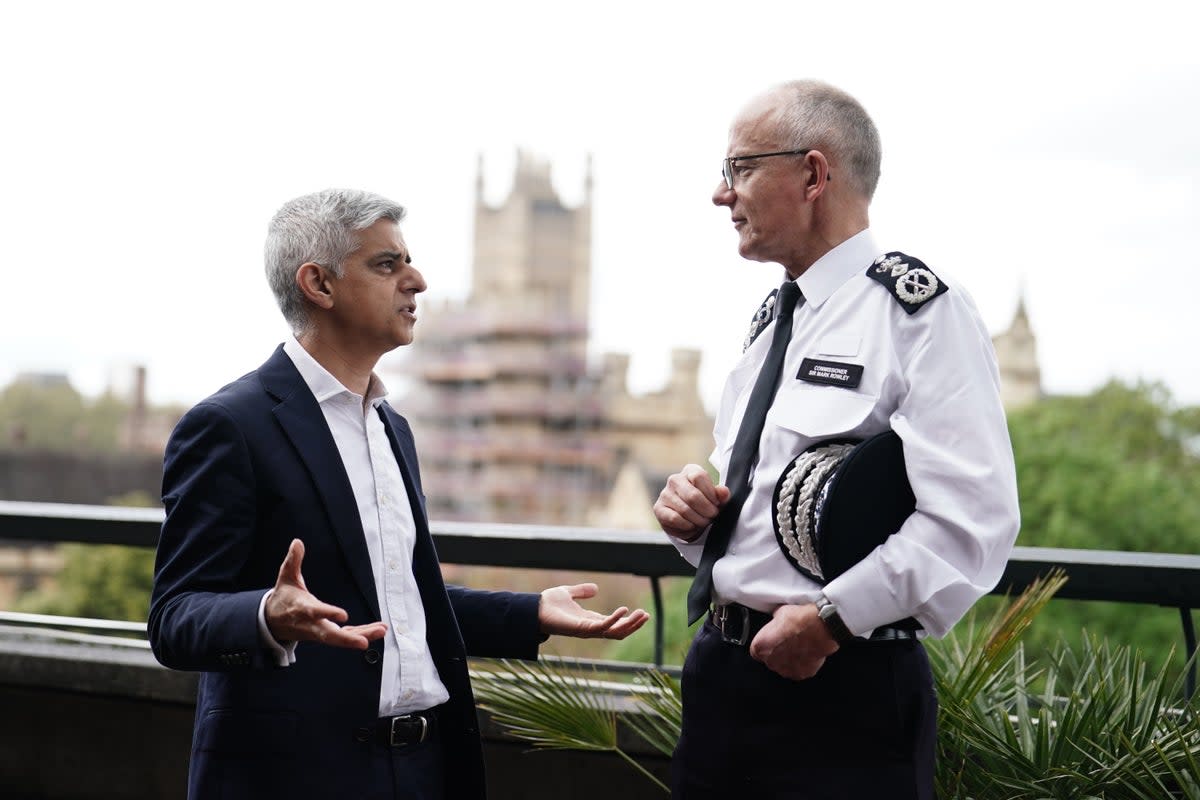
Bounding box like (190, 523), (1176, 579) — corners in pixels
(359, 709), (438, 747)
(708, 602), (919, 647)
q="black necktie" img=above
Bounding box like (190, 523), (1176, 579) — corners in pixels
(686, 281), (804, 624)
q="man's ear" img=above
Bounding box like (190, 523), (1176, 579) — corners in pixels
(803, 150), (832, 201)
(296, 262), (335, 310)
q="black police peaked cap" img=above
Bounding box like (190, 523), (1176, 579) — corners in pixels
(771, 430), (916, 585)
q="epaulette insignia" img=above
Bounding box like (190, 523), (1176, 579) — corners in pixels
(742, 288), (778, 352)
(866, 252), (948, 315)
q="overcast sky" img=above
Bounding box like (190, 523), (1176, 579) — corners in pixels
(2, 0), (1197, 413)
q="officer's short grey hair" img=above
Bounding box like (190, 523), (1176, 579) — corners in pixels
(265, 188), (407, 333)
(771, 80), (882, 201)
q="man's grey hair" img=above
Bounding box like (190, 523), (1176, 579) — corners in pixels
(264, 188), (407, 332)
(769, 80), (882, 200)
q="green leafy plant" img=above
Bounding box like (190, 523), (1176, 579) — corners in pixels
(931, 571), (1200, 799)
(473, 659), (677, 792)
(474, 573), (1200, 798)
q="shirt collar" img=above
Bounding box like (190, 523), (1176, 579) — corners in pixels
(792, 228), (879, 308)
(282, 335), (389, 408)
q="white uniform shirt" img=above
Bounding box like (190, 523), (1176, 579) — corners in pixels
(673, 229), (1020, 638)
(257, 337), (450, 715)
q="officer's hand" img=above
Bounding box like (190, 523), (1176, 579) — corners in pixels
(265, 539), (388, 650)
(654, 465), (731, 542)
(749, 603), (839, 681)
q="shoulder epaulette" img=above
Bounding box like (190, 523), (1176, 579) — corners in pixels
(742, 288), (779, 352)
(866, 252), (948, 315)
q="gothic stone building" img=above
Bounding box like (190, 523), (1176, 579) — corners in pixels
(395, 152), (711, 527)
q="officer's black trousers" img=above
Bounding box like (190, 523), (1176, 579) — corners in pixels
(671, 621), (937, 800)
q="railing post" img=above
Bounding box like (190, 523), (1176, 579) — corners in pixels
(1180, 606), (1197, 701)
(649, 575), (664, 669)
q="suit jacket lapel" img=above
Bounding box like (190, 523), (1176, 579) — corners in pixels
(259, 346), (381, 619)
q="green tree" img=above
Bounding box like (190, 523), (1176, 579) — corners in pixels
(17, 544), (155, 621)
(16, 490), (157, 622)
(1010, 381), (1200, 553)
(1004, 381), (1200, 672)
(0, 380), (88, 450)
(0, 380), (135, 452)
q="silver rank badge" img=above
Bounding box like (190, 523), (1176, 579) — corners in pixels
(866, 251), (948, 315)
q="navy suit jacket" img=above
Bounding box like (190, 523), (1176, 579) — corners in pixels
(148, 346), (543, 799)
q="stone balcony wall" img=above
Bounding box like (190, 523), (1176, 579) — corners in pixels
(0, 632), (669, 800)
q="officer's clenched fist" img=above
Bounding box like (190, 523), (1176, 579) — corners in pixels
(654, 465), (731, 542)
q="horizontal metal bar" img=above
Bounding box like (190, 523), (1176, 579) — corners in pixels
(4, 500), (1200, 608)
(0, 501), (163, 547)
(540, 653), (682, 679)
(0, 623), (152, 649)
(997, 546), (1200, 607)
(0, 611), (147, 633)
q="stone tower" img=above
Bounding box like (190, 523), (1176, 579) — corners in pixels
(470, 151), (592, 359)
(992, 293), (1042, 410)
(399, 152), (712, 526)
(401, 152), (607, 524)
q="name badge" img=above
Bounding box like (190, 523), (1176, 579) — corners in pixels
(797, 358), (863, 388)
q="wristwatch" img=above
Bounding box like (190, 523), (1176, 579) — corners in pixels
(814, 594), (854, 645)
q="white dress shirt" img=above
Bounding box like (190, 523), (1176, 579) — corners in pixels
(257, 336), (450, 715)
(673, 229), (1020, 638)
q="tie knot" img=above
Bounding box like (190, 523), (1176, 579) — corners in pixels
(776, 281), (802, 318)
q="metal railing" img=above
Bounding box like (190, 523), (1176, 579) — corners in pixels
(2, 499), (1198, 695)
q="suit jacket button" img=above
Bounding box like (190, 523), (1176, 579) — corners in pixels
(364, 649), (380, 665)
(355, 727), (372, 743)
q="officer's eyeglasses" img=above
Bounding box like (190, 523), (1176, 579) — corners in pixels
(721, 148), (814, 189)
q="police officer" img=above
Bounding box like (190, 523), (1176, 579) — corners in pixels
(653, 80), (1020, 799)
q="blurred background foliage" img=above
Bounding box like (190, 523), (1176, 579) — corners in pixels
(0, 380), (131, 453)
(13, 490), (157, 621)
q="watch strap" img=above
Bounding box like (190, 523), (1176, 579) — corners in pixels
(815, 595), (854, 645)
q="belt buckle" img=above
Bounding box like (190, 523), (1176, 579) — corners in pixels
(390, 713), (428, 747)
(714, 604), (751, 646)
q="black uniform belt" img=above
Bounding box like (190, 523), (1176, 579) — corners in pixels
(362, 708), (438, 747)
(708, 602), (919, 647)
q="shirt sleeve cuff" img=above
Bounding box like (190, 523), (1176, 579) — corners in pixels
(257, 589), (297, 667)
(667, 526), (709, 566)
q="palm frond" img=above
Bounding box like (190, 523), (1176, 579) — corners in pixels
(622, 670), (682, 759)
(473, 658), (618, 752)
(472, 658), (670, 793)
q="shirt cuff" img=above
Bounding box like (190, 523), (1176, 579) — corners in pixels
(667, 525), (709, 567)
(257, 589), (297, 667)
(670, 528), (708, 546)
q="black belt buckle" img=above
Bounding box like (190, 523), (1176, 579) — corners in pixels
(713, 603), (751, 646)
(389, 713), (429, 747)
(869, 626), (919, 642)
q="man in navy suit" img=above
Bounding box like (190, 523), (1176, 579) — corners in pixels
(149, 189), (648, 800)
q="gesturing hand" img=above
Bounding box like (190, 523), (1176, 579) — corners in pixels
(264, 539), (388, 650)
(538, 583), (650, 640)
